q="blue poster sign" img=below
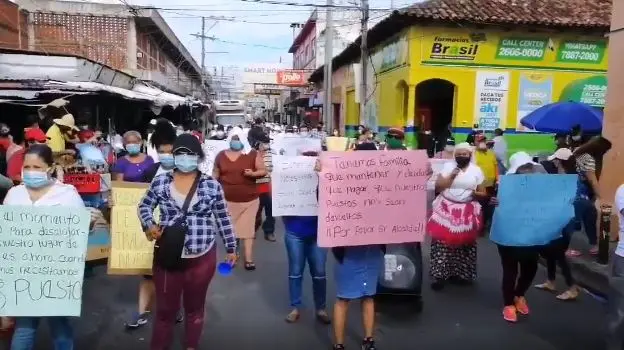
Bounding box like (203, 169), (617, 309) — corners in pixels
(490, 174), (577, 247)
(516, 73), (553, 131)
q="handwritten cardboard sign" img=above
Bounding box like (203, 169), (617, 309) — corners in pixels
(326, 137), (349, 151)
(64, 173), (101, 194)
(0, 205), (90, 316)
(107, 182), (156, 275)
(317, 151), (429, 247)
(199, 140), (229, 175)
(490, 174), (578, 247)
(273, 136), (322, 156)
(272, 156), (319, 216)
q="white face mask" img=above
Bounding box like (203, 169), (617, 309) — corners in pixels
(444, 145), (455, 152)
(571, 135), (581, 141)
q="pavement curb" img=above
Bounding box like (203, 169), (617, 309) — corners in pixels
(538, 256), (609, 298)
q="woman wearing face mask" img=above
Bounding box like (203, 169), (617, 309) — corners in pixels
(490, 152), (549, 322)
(473, 134), (498, 229)
(385, 128), (406, 150)
(144, 120), (178, 181)
(434, 138), (455, 159)
(138, 134), (237, 350)
(427, 143), (486, 290)
(6, 144), (93, 350)
(214, 129), (267, 270)
(111, 130), (161, 329)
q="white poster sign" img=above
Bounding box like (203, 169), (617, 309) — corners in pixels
(198, 140), (229, 175)
(474, 71), (510, 130)
(273, 136), (322, 156)
(272, 156), (319, 216)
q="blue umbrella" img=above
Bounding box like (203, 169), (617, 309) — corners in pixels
(520, 101), (603, 133)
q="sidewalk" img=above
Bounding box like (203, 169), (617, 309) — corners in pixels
(546, 232), (614, 296)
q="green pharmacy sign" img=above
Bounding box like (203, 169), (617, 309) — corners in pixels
(559, 75), (607, 108)
(557, 41), (606, 64)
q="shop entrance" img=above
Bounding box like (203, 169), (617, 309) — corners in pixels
(415, 79), (456, 155)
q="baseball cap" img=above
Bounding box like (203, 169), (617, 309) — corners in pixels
(547, 148), (573, 161)
(25, 127), (48, 142)
(172, 133), (202, 155)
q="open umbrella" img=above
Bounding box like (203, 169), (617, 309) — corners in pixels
(519, 101), (603, 133)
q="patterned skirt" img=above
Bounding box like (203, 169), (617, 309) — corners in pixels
(426, 196), (483, 246)
(429, 240), (477, 282)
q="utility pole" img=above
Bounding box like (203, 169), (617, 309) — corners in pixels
(359, 0), (369, 124)
(201, 17), (206, 92)
(322, 0), (333, 132)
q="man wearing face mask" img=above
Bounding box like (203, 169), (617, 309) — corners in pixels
(473, 134), (498, 228)
(299, 124), (311, 137)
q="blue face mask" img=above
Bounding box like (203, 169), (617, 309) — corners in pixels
(158, 153), (175, 169)
(174, 154), (199, 173)
(126, 143), (141, 155)
(22, 170), (50, 189)
(230, 140), (244, 151)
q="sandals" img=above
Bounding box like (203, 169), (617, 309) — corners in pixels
(285, 309), (300, 323)
(534, 282), (557, 292)
(556, 289), (579, 301)
(244, 261), (256, 271)
(316, 310), (331, 325)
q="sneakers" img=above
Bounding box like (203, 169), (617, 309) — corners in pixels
(333, 345), (345, 350)
(176, 311), (184, 323)
(125, 312), (149, 329)
(502, 306), (517, 323)
(362, 338), (377, 350)
(514, 296), (530, 315)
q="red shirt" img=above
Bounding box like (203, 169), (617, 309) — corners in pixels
(0, 137), (10, 153)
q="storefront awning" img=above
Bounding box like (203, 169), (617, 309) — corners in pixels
(131, 83), (189, 107)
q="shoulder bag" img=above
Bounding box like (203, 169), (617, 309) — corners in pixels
(153, 173), (201, 271)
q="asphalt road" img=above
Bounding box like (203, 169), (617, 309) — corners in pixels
(30, 223), (608, 350)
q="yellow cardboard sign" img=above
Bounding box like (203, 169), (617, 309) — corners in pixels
(326, 137), (349, 151)
(107, 182), (157, 275)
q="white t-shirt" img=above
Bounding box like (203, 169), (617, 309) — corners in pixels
(439, 162), (485, 203)
(3, 182), (85, 207)
(615, 184), (624, 257)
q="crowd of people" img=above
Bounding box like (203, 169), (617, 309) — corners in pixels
(0, 107), (621, 350)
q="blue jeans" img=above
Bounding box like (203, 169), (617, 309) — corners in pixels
(574, 197), (597, 246)
(11, 317), (73, 350)
(284, 231), (327, 310)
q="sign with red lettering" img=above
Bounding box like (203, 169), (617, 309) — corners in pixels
(276, 70), (308, 86)
(64, 174), (101, 194)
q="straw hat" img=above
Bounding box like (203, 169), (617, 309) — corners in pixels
(53, 114), (79, 131)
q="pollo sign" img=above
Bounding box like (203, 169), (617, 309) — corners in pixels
(276, 70), (307, 87)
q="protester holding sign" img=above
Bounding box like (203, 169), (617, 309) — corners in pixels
(3, 144), (91, 349)
(490, 152), (577, 323)
(320, 142), (384, 350)
(255, 138), (276, 242)
(138, 134), (237, 350)
(282, 150), (330, 325)
(214, 130), (266, 270)
(111, 130), (160, 329)
(427, 142), (486, 291)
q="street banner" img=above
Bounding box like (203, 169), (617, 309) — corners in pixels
(273, 135), (322, 156)
(272, 156), (319, 216)
(0, 205), (90, 316)
(317, 151), (428, 247)
(490, 174), (577, 246)
(474, 71), (510, 130)
(199, 140), (229, 175)
(108, 182), (156, 276)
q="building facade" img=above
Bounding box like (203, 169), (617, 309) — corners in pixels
(310, 0), (610, 150)
(0, 0), (27, 50)
(15, 0), (206, 99)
